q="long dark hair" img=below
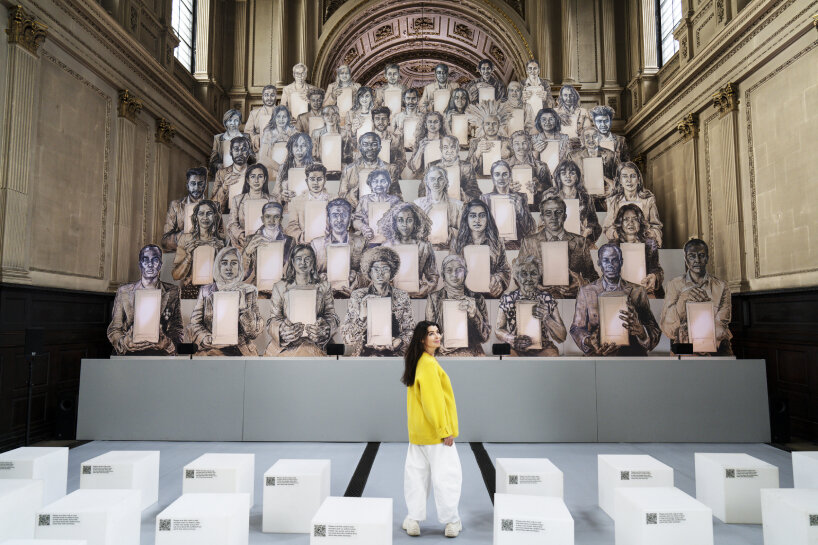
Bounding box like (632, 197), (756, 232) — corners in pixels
(453, 199), (503, 256)
(402, 320), (440, 386)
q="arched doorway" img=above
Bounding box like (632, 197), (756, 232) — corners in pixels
(312, 0), (533, 90)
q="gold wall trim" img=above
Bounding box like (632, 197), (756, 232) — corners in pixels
(32, 50), (112, 280)
(117, 89), (143, 122)
(6, 5), (48, 56)
(677, 113), (699, 141)
(711, 82), (739, 118)
(745, 39), (818, 279)
(155, 117), (177, 144)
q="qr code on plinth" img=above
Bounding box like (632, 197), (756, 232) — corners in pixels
(159, 519), (171, 531)
(646, 513), (657, 525)
(508, 475), (518, 485)
(810, 514), (818, 527)
(185, 469), (195, 479)
(501, 519), (513, 531)
(38, 514), (51, 527)
(620, 471), (630, 480)
(314, 524), (327, 537)
(82, 465), (92, 475)
(266, 476), (276, 486)
(725, 469), (735, 478)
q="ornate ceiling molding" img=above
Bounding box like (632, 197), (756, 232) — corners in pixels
(322, 0), (524, 23)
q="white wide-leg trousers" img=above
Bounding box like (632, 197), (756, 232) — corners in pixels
(404, 442), (462, 524)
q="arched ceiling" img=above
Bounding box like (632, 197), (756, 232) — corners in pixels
(321, 0), (525, 24)
(312, 1), (532, 90)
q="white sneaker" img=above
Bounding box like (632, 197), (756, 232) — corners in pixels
(402, 517), (420, 536)
(444, 520), (462, 537)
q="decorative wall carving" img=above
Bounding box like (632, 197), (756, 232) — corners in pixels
(711, 82), (739, 118)
(117, 89), (143, 122)
(155, 117), (176, 143)
(5, 5), (48, 56)
(677, 113), (699, 141)
(374, 24), (393, 42)
(453, 23), (473, 41)
(412, 16), (434, 32)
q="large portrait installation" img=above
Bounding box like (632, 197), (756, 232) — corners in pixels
(110, 58), (735, 360)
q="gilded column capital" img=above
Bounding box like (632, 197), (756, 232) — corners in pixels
(5, 5), (48, 57)
(117, 90), (143, 122)
(812, 13), (817, 32)
(155, 117), (176, 144)
(677, 113), (699, 141)
(712, 82), (739, 118)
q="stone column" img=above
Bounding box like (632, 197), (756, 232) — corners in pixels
(627, 0), (660, 113)
(677, 112), (701, 245)
(0, 6), (47, 284)
(528, 0), (554, 83)
(109, 90), (142, 289)
(193, 0), (216, 109)
(601, 0), (622, 117)
(271, 0), (286, 88)
(229, 0), (248, 115)
(152, 118), (176, 246)
(560, 0), (578, 85)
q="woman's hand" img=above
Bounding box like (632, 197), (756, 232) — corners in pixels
(532, 139), (546, 153)
(443, 436), (454, 447)
(641, 273), (658, 292)
(478, 140), (493, 154)
(512, 335), (532, 352)
(457, 297), (477, 318)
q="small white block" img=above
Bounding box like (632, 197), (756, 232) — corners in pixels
(0, 479), (44, 540)
(0, 447), (68, 504)
(493, 493), (573, 545)
(761, 488), (818, 545)
(35, 489), (141, 545)
(694, 453), (779, 523)
(615, 487), (713, 545)
(263, 459), (330, 533)
(598, 455), (674, 518)
(182, 454), (254, 508)
(155, 493), (249, 545)
(79, 451), (159, 510)
(792, 452), (818, 489)
(495, 458), (563, 498)
(1, 541), (87, 545)
(310, 496), (392, 545)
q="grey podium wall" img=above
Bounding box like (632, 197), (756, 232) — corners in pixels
(77, 357), (770, 443)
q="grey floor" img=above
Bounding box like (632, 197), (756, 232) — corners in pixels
(63, 440), (792, 544)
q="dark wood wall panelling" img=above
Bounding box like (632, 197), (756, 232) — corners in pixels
(0, 284), (113, 451)
(731, 289), (818, 443)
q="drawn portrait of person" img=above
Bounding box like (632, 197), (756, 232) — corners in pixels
(258, 105), (297, 176)
(570, 243), (661, 357)
(413, 165), (464, 250)
(418, 63), (459, 114)
(408, 111), (448, 177)
(226, 163), (278, 250)
(603, 162), (663, 247)
(294, 88), (326, 134)
(351, 168), (403, 243)
(172, 199), (226, 293)
(590, 105), (629, 163)
(209, 109), (251, 176)
(273, 132), (315, 205)
(340, 246), (415, 357)
(428, 135), (482, 201)
(279, 63), (317, 114)
(188, 246), (264, 356)
(551, 159), (602, 244)
(443, 88), (471, 143)
(107, 245), (183, 356)
(311, 105), (353, 172)
(505, 130), (554, 212)
(479, 159), (537, 250)
(569, 127), (618, 202)
(531, 108), (572, 162)
(242, 201), (295, 295)
(344, 86), (376, 143)
(375, 63), (406, 109)
(323, 64), (360, 108)
(660, 238), (732, 355)
(451, 199), (511, 299)
(212, 136), (252, 213)
(610, 204), (665, 298)
(466, 102), (513, 176)
(521, 60), (555, 111)
(244, 84), (277, 150)
(390, 88), (422, 143)
(502, 82), (536, 135)
(466, 58), (507, 103)
(285, 163), (332, 243)
(161, 166), (208, 252)
(518, 190), (599, 298)
(367, 106), (406, 174)
(554, 84), (592, 139)
(264, 243), (338, 357)
(496, 255), (567, 357)
(378, 201), (440, 298)
(311, 197), (369, 298)
(339, 132), (401, 207)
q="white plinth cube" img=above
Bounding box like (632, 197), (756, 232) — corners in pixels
(694, 453), (779, 523)
(155, 493), (249, 545)
(615, 487), (713, 545)
(495, 458), (563, 498)
(792, 452), (818, 489)
(1, 541), (87, 545)
(761, 488), (818, 545)
(0, 447), (68, 504)
(310, 496), (392, 545)
(493, 493), (573, 545)
(0, 479), (44, 540)
(182, 454), (254, 507)
(79, 451), (159, 509)
(35, 489), (141, 545)
(598, 455), (674, 517)
(263, 459), (330, 533)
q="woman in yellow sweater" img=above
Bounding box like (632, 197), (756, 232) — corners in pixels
(401, 321), (463, 538)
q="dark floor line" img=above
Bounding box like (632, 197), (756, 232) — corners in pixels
(344, 441), (381, 497)
(469, 441), (496, 504)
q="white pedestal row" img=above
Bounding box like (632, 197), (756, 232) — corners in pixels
(493, 493), (573, 545)
(598, 455), (674, 517)
(0, 447), (68, 504)
(0, 479), (44, 540)
(79, 451), (159, 510)
(762, 488), (818, 545)
(694, 453), (779, 523)
(495, 458), (563, 498)
(615, 487), (713, 545)
(263, 459), (330, 533)
(182, 453), (254, 508)
(35, 489), (141, 545)
(310, 497), (392, 545)
(155, 493), (249, 545)
(792, 451), (818, 489)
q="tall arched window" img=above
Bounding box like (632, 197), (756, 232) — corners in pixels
(658, 0), (682, 66)
(171, 0), (196, 71)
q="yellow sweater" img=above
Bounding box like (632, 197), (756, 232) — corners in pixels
(407, 352), (459, 444)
